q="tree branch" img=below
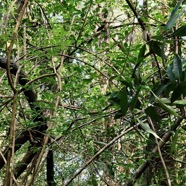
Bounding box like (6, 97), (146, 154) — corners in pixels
(64, 123), (140, 186)
(6, 0), (29, 93)
(125, 117), (183, 186)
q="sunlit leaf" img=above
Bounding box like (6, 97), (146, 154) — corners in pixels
(137, 119), (162, 140)
(151, 91), (179, 117)
(173, 100), (186, 105)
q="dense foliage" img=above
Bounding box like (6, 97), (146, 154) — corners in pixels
(0, 0), (186, 185)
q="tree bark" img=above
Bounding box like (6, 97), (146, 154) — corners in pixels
(47, 149), (55, 186)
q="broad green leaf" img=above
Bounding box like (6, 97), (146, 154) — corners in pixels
(129, 87), (141, 111)
(137, 119), (162, 140)
(130, 45), (145, 83)
(152, 82), (173, 100)
(165, 1), (183, 30)
(151, 91), (179, 117)
(171, 82), (186, 102)
(173, 54), (182, 80)
(171, 25), (186, 37)
(138, 44), (146, 62)
(170, 1), (182, 17)
(160, 98), (171, 104)
(165, 83), (177, 96)
(120, 87), (128, 116)
(145, 106), (161, 122)
(184, 69), (186, 81)
(132, 45), (146, 81)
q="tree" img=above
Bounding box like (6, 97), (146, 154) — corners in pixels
(0, 0), (186, 185)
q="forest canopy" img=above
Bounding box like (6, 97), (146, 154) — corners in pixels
(0, 0), (186, 185)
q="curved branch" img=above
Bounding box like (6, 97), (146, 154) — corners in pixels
(0, 58), (37, 105)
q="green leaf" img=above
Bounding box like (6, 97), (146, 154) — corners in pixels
(90, 176), (98, 186)
(160, 97), (171, 104)
(120, 87), (128, 116)
(145, 106), (161, 122)
(171, 84), (182, 102)
(120, 80), (133, 89)
(108, 91), (120, 105)
(137, 119), (162, 140)
(151, 91), (179, 117)
(138, 44), (146, 62)
(152, 82), (173, 100)
(165, 1), (183, 30)
(132, 45), (146, 82)
(171, 25), (186, 37)
(173, 100), (186, 105)
(173, 54), (182, 80)
(148, 40), (162, 57)
(170, 1), (182, 18)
